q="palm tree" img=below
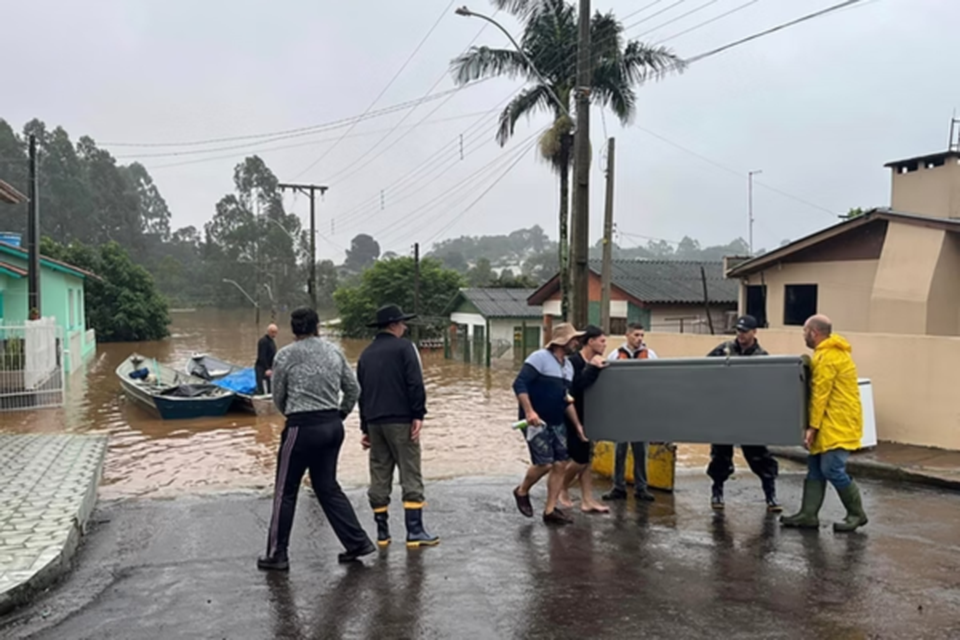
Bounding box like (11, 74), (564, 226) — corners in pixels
(451, 0), (684, 319)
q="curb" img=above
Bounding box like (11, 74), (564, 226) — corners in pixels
(0, 435), (108, 616)
(769, 446), (960, 492)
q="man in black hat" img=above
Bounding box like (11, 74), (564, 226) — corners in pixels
(705, 314), (781, 512)
(356, 304), (439, 549)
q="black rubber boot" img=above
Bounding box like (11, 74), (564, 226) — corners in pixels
(711, 484), (724, 510)
(762, 477), (783, 513)
(337, 541), (377, 564)
(404, 503), (440, 548)
(833, 481), (868, 532)
(374, 510), (391, 547)
(781, 479), (827, 529)
(257, 553), (289, 572)
(602, 487), (627, 501)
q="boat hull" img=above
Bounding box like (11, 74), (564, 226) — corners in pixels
(117, 354), (236, 420)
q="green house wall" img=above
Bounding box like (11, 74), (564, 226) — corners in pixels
(0, 250), (95, 373)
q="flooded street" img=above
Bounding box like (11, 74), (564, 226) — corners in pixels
(0, 309), (714, 499)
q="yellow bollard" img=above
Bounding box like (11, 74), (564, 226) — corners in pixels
(592, 441), (677, 492)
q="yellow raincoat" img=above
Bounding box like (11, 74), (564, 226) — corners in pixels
(808, 334), (863, 455)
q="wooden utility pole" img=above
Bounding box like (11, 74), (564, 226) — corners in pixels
(569, 0), (592, 329)
(700, 265), (716, 335)
(278, 182), (328, 309)
(600, 137), (615, 334)
(27, 135), (41, 317)
(413, 242), (421, 344)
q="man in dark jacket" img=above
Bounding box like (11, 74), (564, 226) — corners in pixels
(705, 315), (781, 512)
(357, 304), (438, 549)
(255, 324), (278, 395)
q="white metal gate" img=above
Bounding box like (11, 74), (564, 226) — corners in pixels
(0, 318), (65, 411)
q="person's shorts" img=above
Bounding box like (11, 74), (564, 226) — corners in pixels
(565, 421), (592, 465)
(525, 423), (569, 466)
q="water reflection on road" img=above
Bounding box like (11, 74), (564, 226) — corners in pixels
(0, 309), (715, 499)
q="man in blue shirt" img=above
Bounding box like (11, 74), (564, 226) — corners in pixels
(512, 323), (586, 525)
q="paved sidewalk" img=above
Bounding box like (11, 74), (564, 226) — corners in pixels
(770, 441), (960, 490)
(0, 434), (108, 614)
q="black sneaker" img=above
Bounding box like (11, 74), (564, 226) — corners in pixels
(543, 508), (574, 525)
(634, 488), (656, 502)
(602, 488), (628, 501)
(513, 487), (534, 518)
(338, 541), (377, 563)
(257, 554), (289, 572)
(711, 485), (725, 511)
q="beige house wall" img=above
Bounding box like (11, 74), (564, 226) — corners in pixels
(609, 329), (960, 451)
(741, 260), (878, 332)
(648, 305), (734, 334)
(890, 160), (960, 219)
(926, 232), (960, 336)
(868, 225), (944, 334)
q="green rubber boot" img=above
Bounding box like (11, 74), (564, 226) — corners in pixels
(833, 481), (868, 532)
(780, 479), (826, 529)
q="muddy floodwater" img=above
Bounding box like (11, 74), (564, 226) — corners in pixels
(0, 309), (715, 499)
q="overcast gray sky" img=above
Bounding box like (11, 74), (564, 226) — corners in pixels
(3, 0), (958, 258)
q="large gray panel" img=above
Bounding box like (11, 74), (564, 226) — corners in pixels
(583, 356), (808, 445)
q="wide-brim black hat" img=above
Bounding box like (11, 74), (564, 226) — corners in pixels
(367, 304), (417, 328)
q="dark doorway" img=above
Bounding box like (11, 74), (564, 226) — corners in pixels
(745, 285), (767, 328)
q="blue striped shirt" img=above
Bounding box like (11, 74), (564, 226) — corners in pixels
(512, 348), (573, 426)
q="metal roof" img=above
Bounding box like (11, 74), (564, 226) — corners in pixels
(0, 179), (26, 205)
(0, 241), (99, 280)
(597, 259), (739, 304)
(527, 260), (738, 306)
(454, 288), (542, 318)
(0, 260), (27, 278)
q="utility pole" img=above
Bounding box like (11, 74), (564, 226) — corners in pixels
(278, 182), (328, 309)
(600, 137), (615, 334)
(748, 169), (762, 256)
(569, 0), (592, 329)
(27, 134), (41, 317)
(413, 242), (421, 345)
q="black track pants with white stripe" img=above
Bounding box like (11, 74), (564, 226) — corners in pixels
(266, 416), (371, 558)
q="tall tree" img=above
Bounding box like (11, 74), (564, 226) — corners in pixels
(451, 0), (684, 318)
(344, 233), (381, 273)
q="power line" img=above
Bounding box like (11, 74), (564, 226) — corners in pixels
(320, 15), (496, 186)
(118, 111), (494, 161)
(656, 0), (762, 45)
(633, 0), (721, 39)
(686, 0), (867, 64)
(292, 0), (457, 181)
(634, 125), (838, 217)
(98, 86), (480, 149)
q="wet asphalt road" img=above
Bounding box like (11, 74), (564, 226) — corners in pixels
(2, 473), (959, 640)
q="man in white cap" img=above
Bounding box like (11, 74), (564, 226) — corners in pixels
(512, 323), (586, 525)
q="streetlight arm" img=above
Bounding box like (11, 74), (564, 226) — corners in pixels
(455, 6), (569, 118)
(222, 279), (259, 307)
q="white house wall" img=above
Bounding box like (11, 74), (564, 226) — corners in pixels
(450, 312), (486, 337)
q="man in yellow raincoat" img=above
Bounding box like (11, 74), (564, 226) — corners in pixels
(782, 314), (868, 532)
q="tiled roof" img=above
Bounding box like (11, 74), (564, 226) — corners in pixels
(457, 288), (542, 318)
(0, 260), (27, 278)
(596, 259), (739, 304)
(0, 179), (26, 205)
(0, 242), (100, 280)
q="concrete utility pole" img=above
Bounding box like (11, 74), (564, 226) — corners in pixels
(27, 134), (41, 317)
(600, 137), (615, 334)
(413, 242), (421, 344)
(278, 182), (328, 309)
(748, 169), (762, 256)
(569, 0), (592, 328)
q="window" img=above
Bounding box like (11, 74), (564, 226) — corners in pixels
(68, 289), (75, 328)
(745, 285), (767, 328)
(610, 317), (628, 335)
(784, 284), (818, 326)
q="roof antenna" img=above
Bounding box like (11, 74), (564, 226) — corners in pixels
(950, 110), (959, 153)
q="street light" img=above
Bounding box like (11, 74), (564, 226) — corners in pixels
(454, 6), (569, 118)
(222, 278), (259, 308)
(748, 169), (763, 256)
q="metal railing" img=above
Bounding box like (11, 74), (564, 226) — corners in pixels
(0, 318), (65, 411)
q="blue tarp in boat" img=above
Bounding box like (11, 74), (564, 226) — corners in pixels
(212, 367), (258, 395)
